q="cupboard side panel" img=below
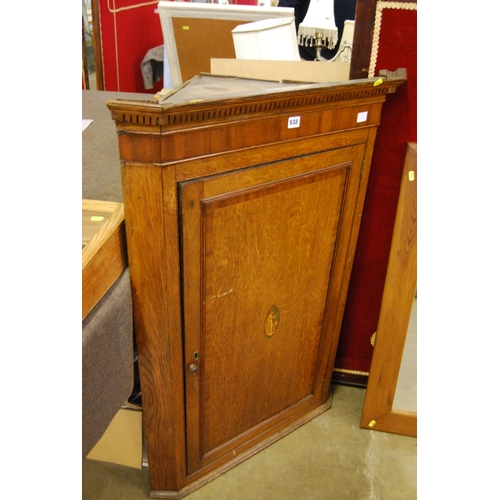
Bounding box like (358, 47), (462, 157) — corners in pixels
(121, 163), (186, 491)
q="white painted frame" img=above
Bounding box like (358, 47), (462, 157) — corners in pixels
(157, 1), (295, 89)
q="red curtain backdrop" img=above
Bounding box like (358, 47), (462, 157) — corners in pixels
(334, 2), (417, 378)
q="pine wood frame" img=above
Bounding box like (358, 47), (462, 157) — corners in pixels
(360, 142), (417, 437)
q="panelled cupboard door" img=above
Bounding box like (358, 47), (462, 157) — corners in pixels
(180, 144), (365, 476)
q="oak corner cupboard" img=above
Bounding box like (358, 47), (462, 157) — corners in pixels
(107, 72), (405, 498)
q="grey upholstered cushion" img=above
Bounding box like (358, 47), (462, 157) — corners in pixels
(82, 268), (134, 459)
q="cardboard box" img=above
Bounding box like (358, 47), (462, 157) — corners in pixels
(86, 407), (143, 469)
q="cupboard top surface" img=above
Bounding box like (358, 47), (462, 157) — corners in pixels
(107, 73), (406, 119)
(160, 74), (313, 105)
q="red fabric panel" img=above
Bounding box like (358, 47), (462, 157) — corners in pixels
(335, 5), (417, 373)
(98, 0), (165, 93)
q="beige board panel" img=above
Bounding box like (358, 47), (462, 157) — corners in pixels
(211, 58), (351, 84)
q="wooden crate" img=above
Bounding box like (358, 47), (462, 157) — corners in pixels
(82, 200), (127, 320)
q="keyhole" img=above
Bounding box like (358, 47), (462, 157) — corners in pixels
(194, 351), (199, 360)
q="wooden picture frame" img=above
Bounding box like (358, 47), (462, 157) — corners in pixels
(349, 0), (378, 79)
(157, 1), (295, 88)
(360, 143), (417, 437)
(90, 0), (104, 90)
(349, 0), (417, 79)
(82, 200), (127, 320)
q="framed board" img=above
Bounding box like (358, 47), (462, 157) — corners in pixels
(157, 1), (295, 88)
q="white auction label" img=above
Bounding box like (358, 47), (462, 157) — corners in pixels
(288, 116), (301, 129)
(357, 111), (368, 123)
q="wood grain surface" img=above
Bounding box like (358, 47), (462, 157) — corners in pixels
(360, 142), (417, 437)
(82, 200), (127, 320)
(107, 74), (406, 496)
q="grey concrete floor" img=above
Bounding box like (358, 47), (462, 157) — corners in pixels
(82, 384), (417, 500)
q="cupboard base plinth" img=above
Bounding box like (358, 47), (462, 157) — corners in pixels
(150, 392), (333, 499)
